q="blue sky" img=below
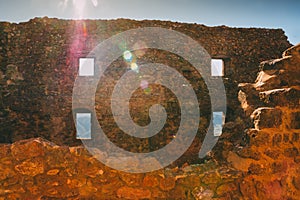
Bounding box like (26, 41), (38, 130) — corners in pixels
(0, 0), (299, 44)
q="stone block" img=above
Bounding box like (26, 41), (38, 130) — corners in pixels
(116, 186), (151, 199)
(290, 112), (300, 129)
(284, 147), (299, 157)
(251, 107), (282, 129)
(159, 177), (176, 191)
(272, 133), (282, 146)
(283, 43), (300, 59)
(11, 138), (48, 161)
(259, 87), (300, 108)
(14, 157), (45, 176)
(253, 71), (281, 91)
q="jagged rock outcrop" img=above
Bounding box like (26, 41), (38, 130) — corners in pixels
(233, 44), (300, 199)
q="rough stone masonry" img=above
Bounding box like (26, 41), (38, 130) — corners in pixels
(0, 18), (291, 159)
(0, 17), (299, 199)
(0, 43), (299, 199)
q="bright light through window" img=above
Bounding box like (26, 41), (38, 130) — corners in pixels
(79, 58), (94, 76)
(211, 59), (224, 76)
(213, 112), (225, 136)
(76, 113), (92, 139)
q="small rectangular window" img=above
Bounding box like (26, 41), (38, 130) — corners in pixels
(79, 58), (94, 76)
(211, 59), (224, 76)
(213, 112), (225, 136)
(76, 113), (92, 139)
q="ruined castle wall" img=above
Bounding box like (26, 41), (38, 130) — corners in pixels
(0, 42), (299, 200)
(0, 18), (291, 152)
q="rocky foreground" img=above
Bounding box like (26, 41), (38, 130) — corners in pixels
(0, 137), (243, 199)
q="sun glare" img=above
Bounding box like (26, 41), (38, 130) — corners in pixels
(59, 0), (99, 18)
(73, 0), (86, 17)
(91, 0), (98, 7)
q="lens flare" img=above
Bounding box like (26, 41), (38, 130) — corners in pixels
(123, 50), (133, 62)
(82, 22), (87, 37)
(143, 87), (151, 95)
(72, 0), (86, 18)
(141, 80), (151, 95)
(130, 63), (139, 73)
(59, 0), (99, 18)
(140, 80), (149, 89)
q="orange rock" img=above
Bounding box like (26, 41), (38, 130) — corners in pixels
(66, 177), (87, 188)
(159, 177), (176, 191)
(227, 151), (253, 172)
(239, 179), (258, 199)
(14, 157), (45, 176)
(117, 186), (151, 199)
(216, 182), (238, 197)
(11, 138), (47, 161)
(46, 169), (60, 176)
(78, 184), (98, 197)
(143, 175), (159, 187)
(118, 172), (144, 187)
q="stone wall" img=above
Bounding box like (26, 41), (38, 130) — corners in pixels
(0, 17), (299, 199)
(0, 138), (243, 199)
(232, 43), (300, 199)
(1, 47), (300, 198)
(0, 17), (291, 163)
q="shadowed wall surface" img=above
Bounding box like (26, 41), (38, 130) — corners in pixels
(0, 18), (292, 168)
